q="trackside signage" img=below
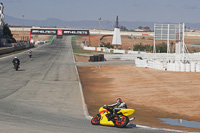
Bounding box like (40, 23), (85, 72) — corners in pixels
(57, 30), (63, 35)
(31, 29), (89, 36)
(63, 30), (89, 36)
(31, 29), (57, 35)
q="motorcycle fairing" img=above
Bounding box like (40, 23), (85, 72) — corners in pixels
(117, 109), (135, 116)
(99, 107), (115, 126)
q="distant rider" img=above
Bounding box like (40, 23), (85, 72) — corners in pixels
(28, 50), (32, 58)
(28, 50), (32, 53)
(104, 98), (127, 120)
(12, 56), (20, 66)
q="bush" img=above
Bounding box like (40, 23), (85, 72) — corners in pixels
(100, 42), (114, 49)
(156, 42), (167, 53)
(133, 42), (167, 53)
(133, 43), (153, 52)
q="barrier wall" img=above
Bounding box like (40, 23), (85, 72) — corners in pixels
(0, 43), (34, 55)
(80, 45), (200, 73)
(82, 45), (144, 54)
(135, 58), (200, 72)
(81, 44), (200, 61)
(0, 47), (14, 54)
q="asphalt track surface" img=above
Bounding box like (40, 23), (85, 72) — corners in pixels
(0, 36), (171, 133)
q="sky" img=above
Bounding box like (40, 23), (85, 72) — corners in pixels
(1, 0), (200, 23)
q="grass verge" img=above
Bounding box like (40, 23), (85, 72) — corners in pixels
(47, 35), (55, 43)
(73, 49), (92, 54)
(71, 36), (83, 49)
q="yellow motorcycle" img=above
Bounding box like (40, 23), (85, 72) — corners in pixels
(91, 105), (135, 128)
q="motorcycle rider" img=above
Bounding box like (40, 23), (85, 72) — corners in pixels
(28, 50), (32, 54)
(104, 98), (127, 120)
(28, 50), (32, 58)
(12, 56), (20, 67)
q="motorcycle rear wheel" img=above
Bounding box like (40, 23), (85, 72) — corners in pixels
(91, 114), (101, 125)
(14, 65), (19, 71)
(114, 116), (129, 128)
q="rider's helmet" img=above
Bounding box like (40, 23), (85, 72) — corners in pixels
(116, 98), (122, 105)
(14, 56), (17, 58)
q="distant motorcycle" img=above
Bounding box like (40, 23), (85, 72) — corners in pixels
(28, 52), (32, 58)
(12, 57), (20, 71)
(91, 105), (135, 128)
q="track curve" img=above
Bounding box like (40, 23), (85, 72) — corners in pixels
(0, 36), (170, 133)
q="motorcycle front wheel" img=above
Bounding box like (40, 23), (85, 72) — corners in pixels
(114, 116), (129, 128)
(91, 114), (101, 125)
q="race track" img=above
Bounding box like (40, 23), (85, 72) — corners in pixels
(0, 36), (170, 133)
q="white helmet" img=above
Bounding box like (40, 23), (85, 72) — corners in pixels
(14, 57), (17, 58)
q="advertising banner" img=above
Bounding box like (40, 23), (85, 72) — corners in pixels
(30, 29), (90, 46)
(63, 30), (89, 36)
(31, 29), (57, 35)
(31, 29), (89, 36)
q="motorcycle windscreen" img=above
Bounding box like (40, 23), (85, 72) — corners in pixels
(99, 107), (109, 113)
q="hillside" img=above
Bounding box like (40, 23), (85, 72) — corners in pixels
(4, 15), (200, 30)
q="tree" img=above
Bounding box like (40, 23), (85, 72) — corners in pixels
(156, 42), (167, 53)
(100, 42), (113, 49)
(3, 24), (12, 37)
(143, 26), (150, 30)
(3, 24), (16, 43)
(120, 26), (128, 31)
(170, 41), (175, 53)
(138, 26), (143, 29)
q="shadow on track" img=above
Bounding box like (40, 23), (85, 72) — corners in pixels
(15, 69), (26, 71)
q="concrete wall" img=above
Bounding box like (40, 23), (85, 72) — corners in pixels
(104, 52), (200, 61)
(185, 32), (200, 37)
(82, 44), (146, 54)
